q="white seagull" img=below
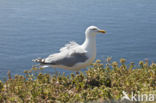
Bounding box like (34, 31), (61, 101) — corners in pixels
(32, 26), (106, 71)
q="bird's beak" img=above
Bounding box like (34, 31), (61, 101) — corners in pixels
(98, 30), (106, 34)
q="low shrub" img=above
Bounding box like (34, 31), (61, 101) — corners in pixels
(0, 58), (155, 103)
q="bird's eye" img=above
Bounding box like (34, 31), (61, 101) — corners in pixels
(91, 28), (97, 30)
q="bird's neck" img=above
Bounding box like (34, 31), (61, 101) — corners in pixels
(82, 33), (96, 53)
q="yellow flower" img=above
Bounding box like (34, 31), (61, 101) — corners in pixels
(120, 58), (126, 64)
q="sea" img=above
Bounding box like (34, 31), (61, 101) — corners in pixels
(0, 0), (156, 79)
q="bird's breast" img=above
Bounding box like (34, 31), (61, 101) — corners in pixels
(86, 51), (96, 64)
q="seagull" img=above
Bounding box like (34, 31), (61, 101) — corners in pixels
(32, 26), (106, 71)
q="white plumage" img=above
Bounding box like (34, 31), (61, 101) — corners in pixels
(32, 26), (106, 71)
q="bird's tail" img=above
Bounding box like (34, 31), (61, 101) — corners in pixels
(32, 58), (46, 64)
(32, 58), (50, 68)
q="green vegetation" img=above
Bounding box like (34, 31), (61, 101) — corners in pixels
(0, 58), (155, 103)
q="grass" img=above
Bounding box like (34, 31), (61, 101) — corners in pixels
(0, 58), (155, 103)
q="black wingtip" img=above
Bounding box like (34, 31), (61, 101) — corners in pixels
(32, 58), (45, 63)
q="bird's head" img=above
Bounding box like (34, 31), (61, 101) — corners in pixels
(85, 26), (106, 37)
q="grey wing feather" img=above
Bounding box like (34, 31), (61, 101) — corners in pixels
(46, 52), (88, 67)
(33, 41), (88, 67)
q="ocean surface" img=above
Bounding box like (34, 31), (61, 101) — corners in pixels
(0, 0), (156, 79)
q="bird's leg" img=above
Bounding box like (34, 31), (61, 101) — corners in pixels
(54, 68), (58, 76)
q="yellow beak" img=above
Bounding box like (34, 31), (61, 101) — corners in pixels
(98, 30), (106, 34)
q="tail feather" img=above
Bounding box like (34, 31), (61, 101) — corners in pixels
(32, 58), (46, 64)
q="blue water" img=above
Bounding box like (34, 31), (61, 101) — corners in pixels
(0, 0), (156, 79)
